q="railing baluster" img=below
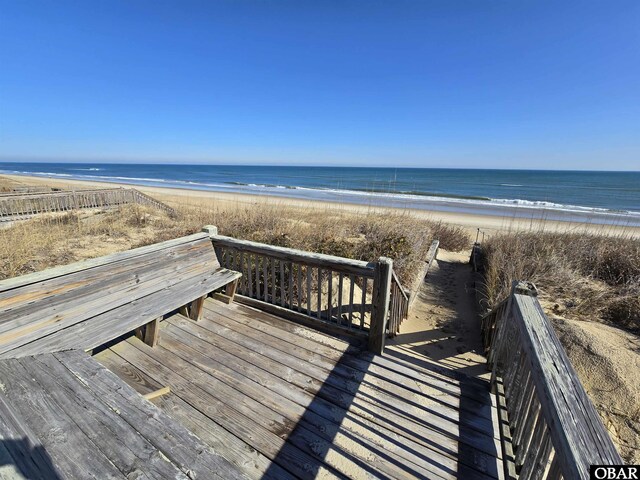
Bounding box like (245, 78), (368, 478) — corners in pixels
(360, 277), (366, 328)
(263, 255), (269, 302)
(306, 265), (312, 317)
(520, 421), (552, 480)
(248, 253), (253, 298)
(296, 264), (302, 312)
(288, 262), (294, 309)
(280, 260), (285, 307)
(271, 257), (276, 303)
(337, 273), (344, 326)
(348, 274), (355, 328)
(317, 268), (322, 320)
(327, 269), (333, 321)
(255, 255), (260, 299)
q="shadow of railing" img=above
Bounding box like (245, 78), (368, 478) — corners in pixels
(0, 438), (62, 479)
(261, 345), (503, 479)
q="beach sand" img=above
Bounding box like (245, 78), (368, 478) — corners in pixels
(4, 173), (639, 238)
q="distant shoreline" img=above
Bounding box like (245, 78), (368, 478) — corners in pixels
(2, 163), (640, 228)
(4, 172), (640, 238)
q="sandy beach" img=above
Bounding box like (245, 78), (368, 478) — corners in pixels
(4, 172), (640, 238)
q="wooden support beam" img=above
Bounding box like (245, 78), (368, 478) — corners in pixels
(179, 295), (208, 321)
(135, 317), (160, 347)
(189, 295), (206, 321)
(225, 279), (238, 303)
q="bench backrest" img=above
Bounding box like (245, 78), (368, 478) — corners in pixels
(0, 233), (220, 358)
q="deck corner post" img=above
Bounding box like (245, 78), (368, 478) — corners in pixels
(369, 256), (393, 355)
(202, 225), (218, 236)
(512, 280), (537, 297)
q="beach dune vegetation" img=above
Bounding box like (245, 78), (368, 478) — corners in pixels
(0, 203), (470, 291)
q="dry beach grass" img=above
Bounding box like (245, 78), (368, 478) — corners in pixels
(480, 231), (640, 332)
(0, 202), (470, 289)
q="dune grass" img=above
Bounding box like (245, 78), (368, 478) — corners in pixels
(480, 230), (640, 332)
(0, 203), (470, 289)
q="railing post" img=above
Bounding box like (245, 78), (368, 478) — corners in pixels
(369, 256), (392, 355)
(202, 225), (218, 236)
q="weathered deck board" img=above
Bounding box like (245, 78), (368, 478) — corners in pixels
(97, 299), (504, 480)
(95, 350), (294, 480)
(0, 350), (245, 479)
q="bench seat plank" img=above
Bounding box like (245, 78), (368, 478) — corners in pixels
(0, 232), (211, 292)
(9, 268), (241, 358)
(0, 234), (241, 359)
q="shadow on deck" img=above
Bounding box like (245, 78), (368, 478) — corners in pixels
(96, 298), (504, 480)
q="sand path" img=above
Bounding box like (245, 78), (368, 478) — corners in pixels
(386, 249), (490, 381)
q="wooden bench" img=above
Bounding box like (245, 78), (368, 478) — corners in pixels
(0, 232), (241, 359)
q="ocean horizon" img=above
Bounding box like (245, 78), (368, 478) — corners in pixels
(2, 162), (639, 227)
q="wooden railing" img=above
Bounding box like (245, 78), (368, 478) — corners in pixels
(129, 189), (176, 216)
(484, 282), (623, 480)
(387, 270), (409, 338)
(203, 226), (396, 354)
(408, 239), (439, 311)
(0, 188), (175, 218)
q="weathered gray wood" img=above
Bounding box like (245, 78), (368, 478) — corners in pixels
(57, 350), (244, 479)
(211, 234), (375, 276)
(0, 357), (127, 479)
(107, 340), (342, 480)
(0, 188), (175, 220)
(0, 390), (63, 479)
(95, 348), (295, 480)
(484, 279), (623, 480)
(0, 250), (215, 353)
(0, 232), (210, 292)
(8, 268), (241, 357)
(408, 239), (439, 311)
(22, 354), (189, 479)
(197, 310), (502, 466)
(347, 273), (355, 326)
(338, 272), (344, 325)
(0, 232), (241, 357)
(510, 294), (623, 478)
(121, 337), (409, 480)
(369, 256), (392, 354)
(154, 307), (504, 478)
(136, 316), (160, 347)
(234, 294), (367, 340)
(156, 326), (486, 480)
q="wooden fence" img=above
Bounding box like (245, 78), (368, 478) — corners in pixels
(203, 226), (401, 354)
(482, 281), (623, 480)
(0, 188), (175, 218)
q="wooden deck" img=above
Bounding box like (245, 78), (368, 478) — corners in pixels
(0, 350), (241, 479)
(96, 298), (505, 480)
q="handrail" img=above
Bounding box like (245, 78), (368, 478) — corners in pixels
(209, 234), (375, 277)
(484, 282), (623, 480)
(204, 227), (392, 354)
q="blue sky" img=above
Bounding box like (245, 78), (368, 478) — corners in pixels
(0, 1), (638, 170)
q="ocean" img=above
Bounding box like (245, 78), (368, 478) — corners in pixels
(1, 162), (639, 226)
